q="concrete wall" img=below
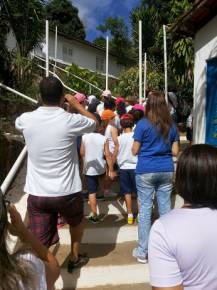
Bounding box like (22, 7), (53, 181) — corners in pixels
(35, 31), (123, 78)
(194, 15), (217, 143)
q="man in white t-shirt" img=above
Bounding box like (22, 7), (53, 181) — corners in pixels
(15, 76), (97, 273)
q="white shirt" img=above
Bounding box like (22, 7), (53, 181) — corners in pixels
(15, 107), (95, 197)
(96, 103), (104, 116)
(149, 208), (217, 289)
(105, 124), (116, 154)
(117, 132), (137, 169)
(17, 252), (46, 290)
(82, 133), (106, 176)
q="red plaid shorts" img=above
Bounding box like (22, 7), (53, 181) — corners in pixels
(27, 192), (83, 248)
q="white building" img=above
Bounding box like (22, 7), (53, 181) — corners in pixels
(171, 0), (217, 145)
(6, 29), (124, 79)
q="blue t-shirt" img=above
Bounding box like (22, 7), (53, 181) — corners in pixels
(133, 118), (179, 174)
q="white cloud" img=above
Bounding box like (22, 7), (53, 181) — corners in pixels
(72, 0), (113, 39)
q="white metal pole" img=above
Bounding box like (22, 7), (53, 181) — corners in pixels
(163, 25), (168, 104)
(139, 20), (142, 104)
(143, 52), (147, 100)
(1, 146), (27, 194)
(0, 83), (37, 104)
(54, 26), (58, 71)
(106, 36), (109, 90)
(46, 20), (49, 77)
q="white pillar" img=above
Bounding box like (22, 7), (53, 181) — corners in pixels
(106, 36), (109, 90)
(54, 26), (58, 71)
(143, 52), (147, 100)
(139, 20), (142, 104)
(46, 20), (49, 77)
(163, 25), (168, 104)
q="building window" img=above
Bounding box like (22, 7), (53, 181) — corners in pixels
(96, 56), (104, 71)
(62, 46), (67, 55)
(68, 48), (73, 56)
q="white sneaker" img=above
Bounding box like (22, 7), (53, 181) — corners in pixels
(137, 256), (148, 264)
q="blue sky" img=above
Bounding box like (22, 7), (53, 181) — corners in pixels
(72, 0), (141, 41)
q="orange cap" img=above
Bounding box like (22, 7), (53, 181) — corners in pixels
(101, 109), (115, 120)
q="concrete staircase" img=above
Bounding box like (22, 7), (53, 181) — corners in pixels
(6, 162), (184, 290)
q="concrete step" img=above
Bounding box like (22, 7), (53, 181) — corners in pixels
(64, 283), (151, 290)
(59, 216), (138, 245)
(55, 263), (150, 289)
(54, 241), (140, 267)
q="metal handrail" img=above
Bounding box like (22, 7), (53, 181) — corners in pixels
(0, 83), (38, 104)
(0, 84), (37, 194)
(33, 54), (103, 92)
(37, 65), (78, 93)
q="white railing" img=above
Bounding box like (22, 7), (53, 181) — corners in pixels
(33, 54), (103, 93)
(0, 84), (37, 194)
(37, 65), (78, 94)
(0, 83), (38, 104)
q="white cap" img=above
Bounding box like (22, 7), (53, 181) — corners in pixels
(126, 105), (133, 113)
(102, 90), (112, 97)
(88, 95), (97, 104)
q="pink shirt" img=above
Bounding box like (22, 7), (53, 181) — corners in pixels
(148, 208), (217, 289)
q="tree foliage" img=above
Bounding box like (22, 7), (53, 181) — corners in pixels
(2, 0), (45, 57)
(0, 0), (45, 89)
(46, 0), (85, 39)
(64, 63), (104, 97)
(114, 60), (164, 98)
(94, 17), (133, 65)
(92, 36), (106, 48)
(130, 0), (193, 98)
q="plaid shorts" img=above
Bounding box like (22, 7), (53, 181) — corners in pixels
(27, 192), (83, 248)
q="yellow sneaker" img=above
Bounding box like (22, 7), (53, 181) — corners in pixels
(127, 215), (134, 225)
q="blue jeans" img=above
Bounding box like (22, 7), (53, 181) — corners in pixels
(134, 172), (173, 258)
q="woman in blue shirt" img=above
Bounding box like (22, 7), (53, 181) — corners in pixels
(132, 91), (179, 263)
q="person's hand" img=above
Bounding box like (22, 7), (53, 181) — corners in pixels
(8, 204), (27, 239)
(65, 94), (81, 111)
(108, 170), (117, 180)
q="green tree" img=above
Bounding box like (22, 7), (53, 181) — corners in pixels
(0, 0), (45, 89)
(95, 17), (133, 65)
(114, 60), (164, 98)
(130, 0), (193, 96)
(46, 0), (85, 39)
(0, 6), (10, 83)
(92, 36), (106, 48)
(63, 63), (104, 97)
(2, 0), (45, 57)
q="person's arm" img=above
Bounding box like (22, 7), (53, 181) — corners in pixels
(153, 286), (183, 290)
(80, 140), (85, 158)
(111, 126), (118, 144)
(171, 125), (180, 157)
(132, 141), (141, 156)
(112, 139), (119, 165)
(172, 141), (179, 157)
(132, 120), (145, 156)
(8, 205), (60, 290)
(104, 140), (116, 180)
(111, 126), (118, 163)
(65, 94), (99, 126)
